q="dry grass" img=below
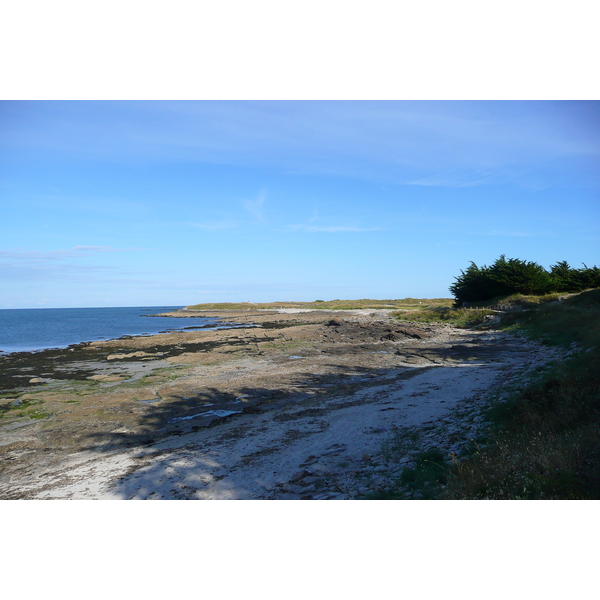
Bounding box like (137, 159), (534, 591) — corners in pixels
(186, 298), (455, 311)
(392, 307), (496, 328)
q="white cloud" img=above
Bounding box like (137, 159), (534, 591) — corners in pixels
(184, 221), (237, 231)
(0, 246), (139, 260)
(479, 231), (541, 237)
(72, 245), (129, 253)
(290, 224), (378, 233)
(406, 167), (522, 188)
(0, 246), (144, 284)
(452, 230), (553, 238)
(243, 190), (267, 222)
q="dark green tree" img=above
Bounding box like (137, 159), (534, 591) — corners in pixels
(488, 255), (552, 295)
(578, 264), (600, 290)
(550, 261), (576, 292)
(449, 256), (599, 303)
(449, 262), (497, 303)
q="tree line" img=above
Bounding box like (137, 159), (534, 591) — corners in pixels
(449, 255), (600, 303)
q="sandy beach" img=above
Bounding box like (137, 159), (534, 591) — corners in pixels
(0, 308), (565, 499)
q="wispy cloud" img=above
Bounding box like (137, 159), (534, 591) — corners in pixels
(407, 167), (520, 188)
(477, 231), (544, 237)
(289, 224), (378, 233)
(3, 101), (599, 190)
(0, 246), (144, 284)
(0, 260), (118, 282)
(184, 221), (237, 231)
(243, 190), (267, 222)
(0, 246), (140, 261)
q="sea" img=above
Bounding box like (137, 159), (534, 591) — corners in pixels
(0, 306), (222, 354)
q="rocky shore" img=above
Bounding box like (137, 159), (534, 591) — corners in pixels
(0, 308), (564, 499)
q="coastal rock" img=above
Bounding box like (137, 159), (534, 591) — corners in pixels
(107, 351), (155, 360)
(300, 484), (316, 493)
(88, 374), (127, 382)
(299, 455), (318, 466)
(290, 469), (311, 483)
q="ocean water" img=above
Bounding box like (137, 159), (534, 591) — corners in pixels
(0, 306), (222, 354)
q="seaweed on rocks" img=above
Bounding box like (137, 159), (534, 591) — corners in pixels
(0, 334), (282, 393)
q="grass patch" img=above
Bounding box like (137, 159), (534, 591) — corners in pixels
(442, 289), (600, 499)
(186, 298), (455, 311)
(474, 292), (566, 310)
(399, 448), (449, 497)
(0, 396), (42, 418)
(392, 307), (495, 328)
(22, 408), (50, 420)
(506, 288), (600, 349)
(364, 447), (450, 500)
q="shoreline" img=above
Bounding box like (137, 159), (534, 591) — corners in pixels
(0, 308), (564, 499)
(0, 310), (226, 357)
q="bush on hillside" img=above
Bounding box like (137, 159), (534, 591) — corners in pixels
(450, 255), (600, 303)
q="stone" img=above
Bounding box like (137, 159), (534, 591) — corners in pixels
(300, 476), (320, 485)
(290, 469), (311, 483)
(285, 484), (307, 494)
(107, 351), (154, 361)
(321, 447), (344, 456)
(88, 374), (126, 382)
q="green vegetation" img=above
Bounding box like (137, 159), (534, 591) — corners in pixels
(186, 298), (454, 311)
(23, 407), (50, 420)
(0, 396), (47, 420)
(450, 255), (600, 303)
(384, 289), (600, 499)
(393, 306), (495, 328)
(506, 288), (600, 348)
(399, 448), (449, 497)
(444, 299), (600, 500)
(395, 255), (600, 332)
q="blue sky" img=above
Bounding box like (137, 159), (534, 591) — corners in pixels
(1, 100), (599, 308)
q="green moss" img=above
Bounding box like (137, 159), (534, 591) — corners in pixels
(23, 408), (50, 420)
